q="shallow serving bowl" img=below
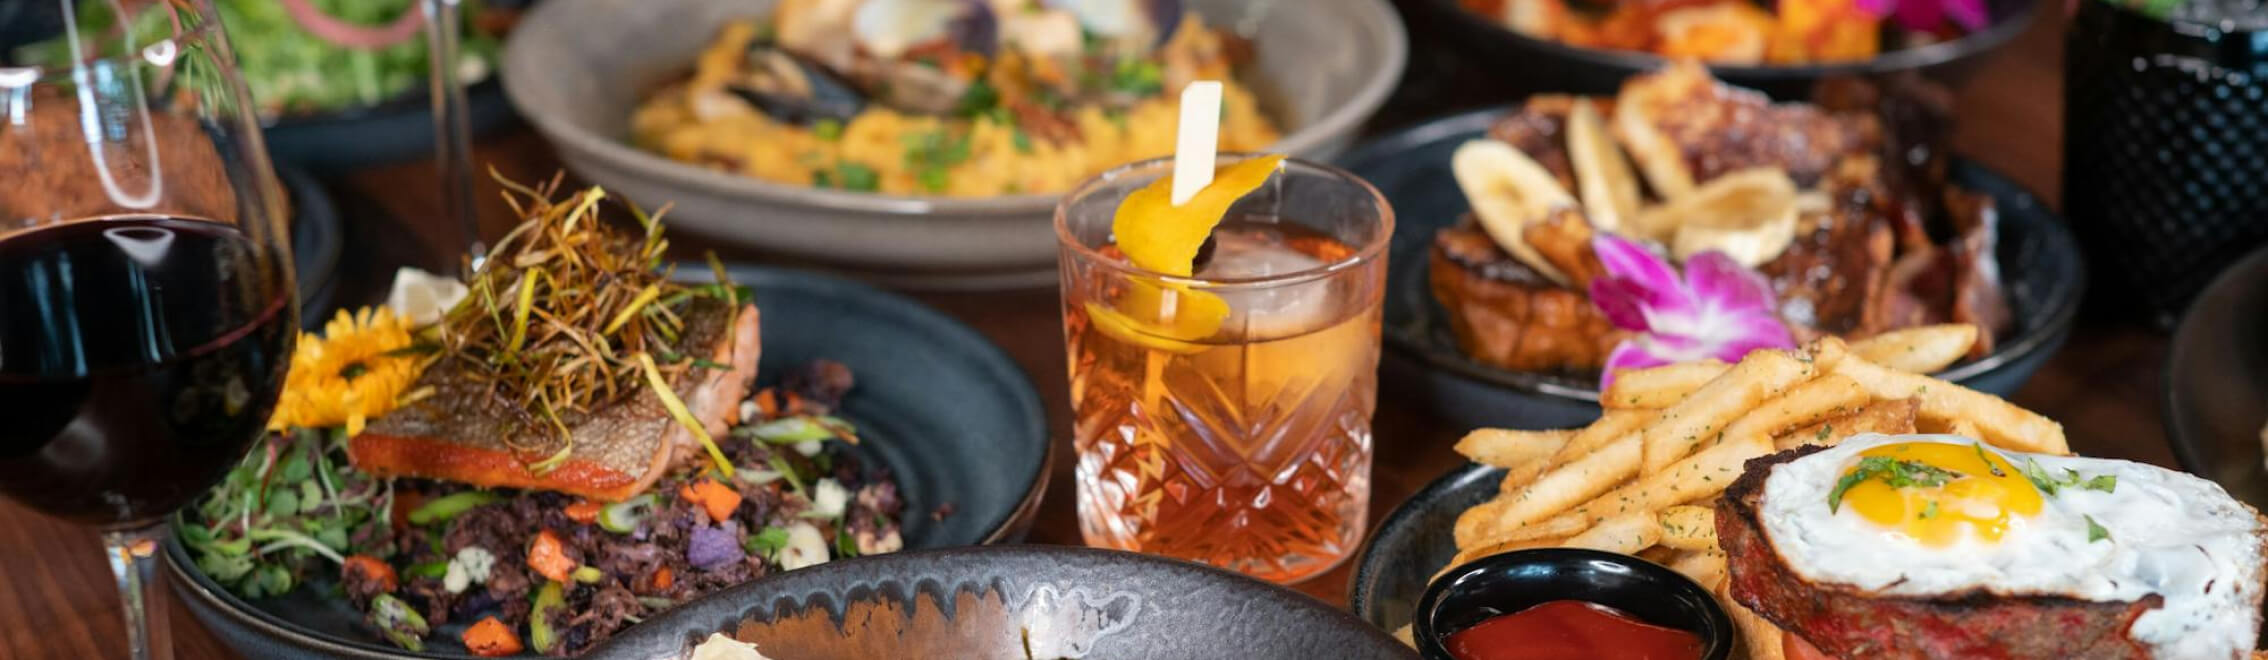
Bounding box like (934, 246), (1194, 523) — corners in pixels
(501, 0), (1406, 290)
(1345, 107), (2084, 431)
(589, 545), (1417, 660)
(2166, 246), (2268, 510)
(165, 265), (1050, 658)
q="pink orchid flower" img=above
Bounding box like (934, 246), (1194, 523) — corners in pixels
(1589, 234), (1795, 390)
(1854, 0), (1989, 34)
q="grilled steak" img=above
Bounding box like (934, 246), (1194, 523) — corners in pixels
(350, 298), (761, 501)
(1717, 448), (2162, 659)
(1430, 218), (1625, 372)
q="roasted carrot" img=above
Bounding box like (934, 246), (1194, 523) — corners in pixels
(563, 499), (602, 524)
(651, 565), (674, 591)
(526, 530), (576, 584)
(341, 555), (398, 593)
(462, 616), (523, 657)
(752, 388), (781, 418)
(678, 479), (743, 523)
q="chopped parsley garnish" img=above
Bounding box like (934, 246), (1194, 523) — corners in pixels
(2020, 457), (2116, 496)
(1107, 58), (1164, 96)
(955, 78), (1000, 117)
(1919, 500), (1940, 519)
(1973, 443), (2007, 476)
(812, 119), (844, 141)
(1816, 425), (1833, 442)
(2086, 514), (2111, 543)
(837, 163), (879, 192)
(745, 526), (791, 558)
(901, 130), (971, 193)
(1828, 456), (1961, 512)
(1011, 127), (1033, 154)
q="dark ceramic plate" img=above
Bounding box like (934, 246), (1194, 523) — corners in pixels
(2166, 246), (2268, 509)
(264, 78), (519, 174)
(279, 162), (344, 329)
(164, 265), (1051, 658)
(589, 545), (1417, 660)
(1347, 107), (2083, 431)
(1347, 463), (1500, 633)
(1411, 0), (2040, 99)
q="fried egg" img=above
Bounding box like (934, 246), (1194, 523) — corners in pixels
(1758, 434), (2267, 659)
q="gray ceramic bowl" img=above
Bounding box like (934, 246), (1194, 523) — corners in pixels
(501, 0), (1406, 290)
(589, 545), (1418, 659)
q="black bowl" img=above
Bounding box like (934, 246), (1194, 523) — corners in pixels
(1344, 107), (2083, 431)
(278, 162), (344, 329)
(1414, 548), (1734, 660)
(164, 265), (1051, 658)
(588, 545), (1418, 660)
(1349, 463), (1500, 633)
(263, 78), (520, 174)
(1411, 0), (2042, 99)
(2165, 246), (2268, 509)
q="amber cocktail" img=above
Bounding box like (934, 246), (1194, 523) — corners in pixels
(1055, 155), (1391, 584)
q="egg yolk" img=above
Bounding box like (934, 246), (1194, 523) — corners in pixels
(1839, 442), (2041, 547)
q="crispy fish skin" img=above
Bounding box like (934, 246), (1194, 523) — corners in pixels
(350, 299), (761, 501)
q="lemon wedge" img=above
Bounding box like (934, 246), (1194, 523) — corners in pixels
(1653, 168), (1799, 268)
(1092, 154), (1286, 353)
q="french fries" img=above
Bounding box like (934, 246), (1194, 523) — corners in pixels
(1656, 505), (1717, 551)
(1831, 358), (2068, 455)
(1602, 360), (1728, 409)
(1641, 349), (1816, 474)
(1850, 324), (1979, 374)
(1780, 397), (1919, 450)
(1435, 334), (2067, 653)
(1455, 428), (1572, 470)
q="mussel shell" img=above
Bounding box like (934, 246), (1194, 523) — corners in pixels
(852, 0), (1000, 59)
(729, 46), (868, 125)
(1044, 0), (1184, 47)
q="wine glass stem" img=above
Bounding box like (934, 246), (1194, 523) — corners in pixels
(101, 524), (173, 660)
(421, 0), (483, 272)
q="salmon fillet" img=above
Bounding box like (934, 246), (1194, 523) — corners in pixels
(350, 299), (761, 501)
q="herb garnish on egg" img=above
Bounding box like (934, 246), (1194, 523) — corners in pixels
(1827, 456), (1961, 512)
(2020, 457), (2119, 496)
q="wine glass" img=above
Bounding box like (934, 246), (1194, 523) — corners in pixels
(0, 2), (297, 658)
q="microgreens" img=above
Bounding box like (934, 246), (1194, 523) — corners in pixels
(1828, 456), (1962, 513)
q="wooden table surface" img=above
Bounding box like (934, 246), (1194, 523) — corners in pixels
(0, 6), (2178, 659)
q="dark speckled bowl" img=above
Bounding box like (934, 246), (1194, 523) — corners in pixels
(164, 265), (1050, 658)
(589, 545), (1418, 660)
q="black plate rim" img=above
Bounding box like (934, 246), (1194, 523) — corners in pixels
(2164, 245), (2268, 478)
(1343, 105), (2086, 403)
(1418, 0), (2043, 81)
(588, 544), (1414, 658)
(163, 265), (1052, 659)
(1346, 462), (1498, 626)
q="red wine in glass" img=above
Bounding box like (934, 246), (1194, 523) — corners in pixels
(0, 216), (294, 527)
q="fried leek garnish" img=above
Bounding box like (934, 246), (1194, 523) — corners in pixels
(430, 173), (743, 475)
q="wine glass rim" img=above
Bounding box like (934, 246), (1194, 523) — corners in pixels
(0, 20), (221, 86)
(1052, 153), (1397, 291)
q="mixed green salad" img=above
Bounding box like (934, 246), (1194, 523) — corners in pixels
(17, 0), (506, 118)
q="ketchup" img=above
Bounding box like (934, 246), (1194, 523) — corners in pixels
(1443, 600), (1704, 660)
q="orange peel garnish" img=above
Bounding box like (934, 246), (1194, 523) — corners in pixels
(1092, 155), (1287, 352)
(1112, 155), (1288, 276)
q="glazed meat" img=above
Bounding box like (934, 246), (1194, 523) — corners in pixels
(351, 299), (762, 501)
(1758, 163), (1897, 338)
(1717, 448), (2162, 659)
(1617, 63), (1880, 191)
(1488, 95), (1582, 192)
(1431, 218), (1625, 372)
